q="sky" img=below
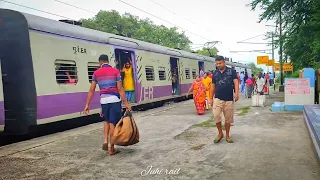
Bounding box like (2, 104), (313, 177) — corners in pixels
(0, 0), (278, 72)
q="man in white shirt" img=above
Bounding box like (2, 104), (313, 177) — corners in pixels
(255, 72), (266, 95)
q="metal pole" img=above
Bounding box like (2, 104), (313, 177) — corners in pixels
(279, 2), (284, 92)
(272, 32), (275, 91)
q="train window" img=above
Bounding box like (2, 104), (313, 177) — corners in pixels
(192, 69), (197, 79)
(145, 66), (155, 81)
(158, 67), (166, 80)
(55, 60), (78, 84)
(185, 68), (190, 79)
(87, 62), (100, 83)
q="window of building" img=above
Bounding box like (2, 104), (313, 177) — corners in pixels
(185, 68), (190, 79)
(87, 62), (100, 82)
(145, 66), (155, 81)
(192, 69), (197, 79)
(55, 60), (78, 84)
(158, 67), (166, 80)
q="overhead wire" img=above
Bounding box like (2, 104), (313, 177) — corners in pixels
(3, 0), (240, 59)
(54, 0), (95, 14)
(147, 0), (197, 25)
(0, 0), (73, 20)
(53, 0), (212, 47)
(237, 34), (265, 43)
(117, 0), (211, 42)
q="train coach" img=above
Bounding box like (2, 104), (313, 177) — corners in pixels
(0, 9), (251, 134)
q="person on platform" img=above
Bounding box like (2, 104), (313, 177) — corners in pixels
(256, 72), (266, 95)
(208, 71), (213, 79)
(186, 75), (207, 115)
(245, 74), (254, 98)
(209, 56), (239, 143)
(265, 72), (270, 87)
(240, 72), (245, 93)
(202, 72), (212, 109)
(122, 61), (135, 102)
(83, 54), (131, 156)
(200, 68), (205, 77)
(243, 73), (248, 95)
(269, 72), (274, 86)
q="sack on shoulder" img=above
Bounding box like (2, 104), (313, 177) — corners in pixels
(112, 110), (139, 146)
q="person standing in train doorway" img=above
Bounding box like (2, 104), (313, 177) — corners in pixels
(122, 60), (135, 102)
(172, 69), (178, 94)
(83, 54), (131, 155)
(209, 56), (239, 143)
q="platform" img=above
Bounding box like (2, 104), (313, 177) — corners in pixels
(0, 92), (319, 180)
(303, 105), (320, 160)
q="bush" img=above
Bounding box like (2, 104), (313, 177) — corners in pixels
(275, 70), (300, 83)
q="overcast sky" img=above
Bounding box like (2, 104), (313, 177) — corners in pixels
(1, 0), (278, 71)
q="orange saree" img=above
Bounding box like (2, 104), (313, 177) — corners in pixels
(192, 81), (206, 115)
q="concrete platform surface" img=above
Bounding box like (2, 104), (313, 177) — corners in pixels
(0, 93), (319, 180)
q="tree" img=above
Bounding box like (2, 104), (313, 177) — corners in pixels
(248, 62), (263, 75)
(196, 47), (218, 57)
(249, 0), (320, 70)
(80, 10), (192, 51)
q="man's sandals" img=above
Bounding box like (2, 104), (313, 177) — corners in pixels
(214, 136), (234, 143)
(102, 143), (120, 155)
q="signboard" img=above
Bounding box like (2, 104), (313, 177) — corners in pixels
(286, 79), (298, 94)
(274, 63), (280, 71)
(285, 78), (310, 95)
(268, 59), (275, 66)
(274, 63), (293, 72)
(257, 56), (269, 65)
(283, 63), (293, 71)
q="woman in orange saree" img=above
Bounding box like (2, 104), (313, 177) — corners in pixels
(186, 75), (207, 115)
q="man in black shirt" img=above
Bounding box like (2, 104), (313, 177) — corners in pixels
(209, 56), (239, 143)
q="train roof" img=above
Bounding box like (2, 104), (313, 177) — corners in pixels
(1, 9), (250, 68)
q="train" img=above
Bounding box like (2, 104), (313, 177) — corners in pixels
(0, 9), (251, 134)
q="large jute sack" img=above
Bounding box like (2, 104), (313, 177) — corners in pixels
(112, 110), (139, 146)
(252, 94), (266, 107)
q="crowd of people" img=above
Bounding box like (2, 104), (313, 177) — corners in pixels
(82, 54), (275, 155)
(185, 57), (277, 143)
(237, 71), (273, 98)
(187, 68), (273, 115)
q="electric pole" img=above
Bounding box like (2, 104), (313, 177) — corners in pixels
(279, 2), (284, 92)
(272, 32), (276, 91)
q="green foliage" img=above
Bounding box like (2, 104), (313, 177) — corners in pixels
(80, 10), (192, 51)
(275, 70), (300, 83)
(248, 62), (264, 75)
(249, 0), (320, 70)
(196, 47), (218, 57)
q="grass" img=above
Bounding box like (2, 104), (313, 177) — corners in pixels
(190, 144), (206, 151)
(193, 117), (216, 127)
(174, 131), (198, 140)
(193, 117), (226, 130)
(238, 106), (251, 116)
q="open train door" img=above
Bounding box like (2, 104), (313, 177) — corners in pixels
(170, 57), (180, 95)
(114, 48), (137, 103)
(198, 61), (204, 75)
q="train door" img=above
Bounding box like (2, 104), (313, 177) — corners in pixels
(114, 48), (136, 103)
(198, 61), (204, 75)
(170, 57), (180, 95)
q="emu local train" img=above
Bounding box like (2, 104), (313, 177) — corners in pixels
(0, 9), (251, 134)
